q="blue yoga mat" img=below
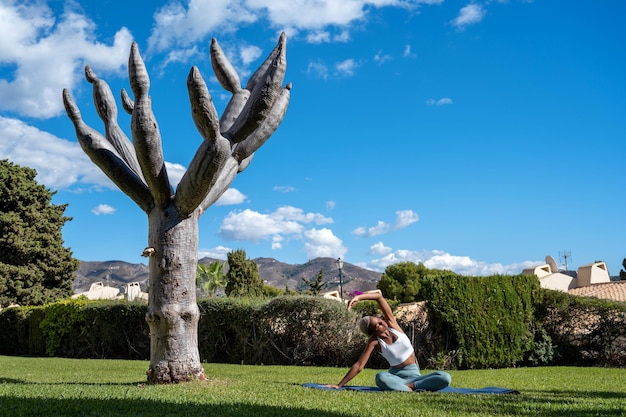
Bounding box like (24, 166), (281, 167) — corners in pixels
(302, 383), (519, 394)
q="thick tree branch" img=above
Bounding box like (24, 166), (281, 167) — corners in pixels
(246, 32), (286, 92)
(187, 67), (220, 143)
(85, 66), (144, 179)
(128, 42), (172, 208)
(210, 38), (249, 133)
(198, 158), (240, 213)
(224, 34), (287, 144)
(234, 83), (291, 164)
(210, 38), (241, 94)
(174, 66), (230, 217)
(62, 89), (154, 212)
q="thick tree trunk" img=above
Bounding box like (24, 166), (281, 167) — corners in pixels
(145, 206), (206, 383)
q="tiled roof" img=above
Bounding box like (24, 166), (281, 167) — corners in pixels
(568, 281), (626, 302)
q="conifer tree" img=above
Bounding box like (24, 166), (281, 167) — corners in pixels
(0, 159), (79, 306)
(225, 249), (263, 297)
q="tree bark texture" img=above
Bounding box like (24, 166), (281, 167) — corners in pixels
(145, 207), (204, 383)
(62, 34), (290, 383)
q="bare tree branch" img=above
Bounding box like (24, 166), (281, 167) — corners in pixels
(121, 88), (134, 114)
(62, 89), (154, 212)
(198, 157), (240, 213)
(210, 38), (241, 94)
(234, 83), (291, 165)
(224, 35), (287, 144)
(246, 32), (286, 92)
(85, 66), (144, 179)
(128, 42), (172, 208)
(187, 66), (221, 143)
(174, 67), (231, 217)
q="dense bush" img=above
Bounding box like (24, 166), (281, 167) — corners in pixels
(534, 289), (626, 367)
(0, 296), (364, 366)
(255, 296), (362, 366)
(197, 296), (363, 366)
(1, 287), (623, 369)
(197, 297), (262, 363)
(419, 273), (538, 369)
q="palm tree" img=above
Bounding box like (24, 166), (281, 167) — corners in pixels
(197, 261), (227, 296)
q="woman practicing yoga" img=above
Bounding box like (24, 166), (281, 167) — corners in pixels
(328, 290), (451, 392)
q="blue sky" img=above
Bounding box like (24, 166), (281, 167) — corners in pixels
(1, 0), (624, 277)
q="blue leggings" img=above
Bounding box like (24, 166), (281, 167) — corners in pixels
(375, 364), (451, 392)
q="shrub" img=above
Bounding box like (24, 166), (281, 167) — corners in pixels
(39, 299), (88, 356)
(534, 289), (626, 367)
(257, 296), (362, 366)
(197, 297), (262, 363)
(420, 273), (538, 369)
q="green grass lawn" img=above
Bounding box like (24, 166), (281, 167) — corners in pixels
(0, 356), (624, 416)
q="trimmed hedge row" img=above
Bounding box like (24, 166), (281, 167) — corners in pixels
(0, 296), (364, 367)
(1, 282), (624, 368)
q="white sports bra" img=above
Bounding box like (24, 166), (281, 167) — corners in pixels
(377, 328), (414, 366)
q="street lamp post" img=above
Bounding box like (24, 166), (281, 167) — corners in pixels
(336, 257), (344, 301)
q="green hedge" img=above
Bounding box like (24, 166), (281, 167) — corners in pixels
(1, 287), (623, 368)
(197, 296), (362, 366)
(534, 289), (626, 367)
(0, 296), (364, 366)
(419, 273), (538, 369)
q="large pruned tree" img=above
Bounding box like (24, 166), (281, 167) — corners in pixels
(62, 34), (290, 383)
(0, 159), (79, 307)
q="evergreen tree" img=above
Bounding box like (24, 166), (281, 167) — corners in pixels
(302, 268), (327, 295)
(0, 159), (79, 306)
(620, 258), (626, 281)
(225, 249), (263, 297)
(377, 261), (430, 302)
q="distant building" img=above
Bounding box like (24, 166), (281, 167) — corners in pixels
(72, 281), (148, 302)
(522, 257), (625, 302)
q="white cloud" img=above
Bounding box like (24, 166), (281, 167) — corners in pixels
(165, 162), (187, 188)
(0, 2), (132, 118)
(393, 209), (419, 230)
(198, 245), (232, 260)
(352, 221), (390, 238)
(303, 228), (346, 259)
(148, 0), (257, 53)
(451, 4), (485, 29)
(426, 97), (453, 106)
(403, 44), (415, 58)
(0, 116), (112, 190)
(336, 59), (358, 77)
(0, 116), (198, 194)
(218, 206), (332, 243)
(353, 210), (417, 238)
(306, 61), (329, 80)
(369, 241), (392, 256)
(92, 204), (116, 216)
(273, 185), (295, 193)
(306, 31), (331, 44)
(326, 200), (336, 210)
(273, 206), (334, 225)
(369, 248), (539, 275)
(240, 44), (262, 66)
(216, 188), (248, 205)
(374, 50), (392, 64)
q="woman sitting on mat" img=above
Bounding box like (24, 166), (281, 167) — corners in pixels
(328, 290), (451, 392)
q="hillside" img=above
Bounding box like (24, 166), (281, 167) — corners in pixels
(73, 257), (382, 295)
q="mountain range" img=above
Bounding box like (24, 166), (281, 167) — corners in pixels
(74, 257), (382, 296)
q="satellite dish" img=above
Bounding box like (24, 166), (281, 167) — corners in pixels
(545, 255), (558, 273)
